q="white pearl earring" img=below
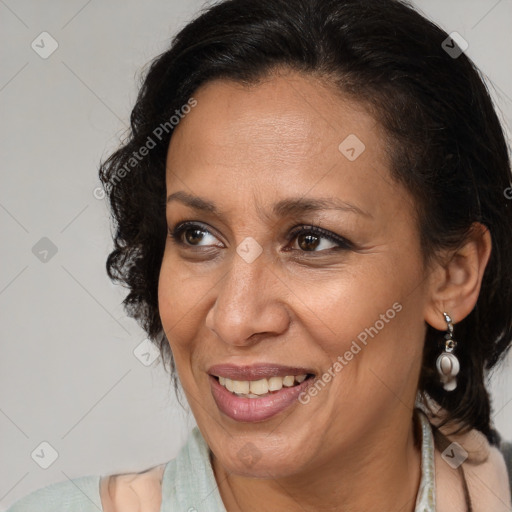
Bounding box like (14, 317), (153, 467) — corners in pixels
(435, 312), (460, 391)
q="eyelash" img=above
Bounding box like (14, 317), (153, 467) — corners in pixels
(167, 221), (353, 253)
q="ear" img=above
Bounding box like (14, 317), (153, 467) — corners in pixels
(424, 222), (492, 330)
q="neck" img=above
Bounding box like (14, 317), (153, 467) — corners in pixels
(212, 411), (423, 512)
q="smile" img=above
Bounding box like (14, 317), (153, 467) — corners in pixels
(209, 372), (315, 422)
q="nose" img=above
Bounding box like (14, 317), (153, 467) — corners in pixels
(205, 249), (290, 347)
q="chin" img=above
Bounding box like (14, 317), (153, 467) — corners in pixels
(220, 449), (306, 479)
(208, 426), (313, 479)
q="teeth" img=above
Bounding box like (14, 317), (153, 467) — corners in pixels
(268, 377), (283, 391)
(217, 374), (309, 397)
(283, 375), (295, 387)
(225, 378), (234, 392)
(233, 380), (250, 394)
(250, 379), (268, 395)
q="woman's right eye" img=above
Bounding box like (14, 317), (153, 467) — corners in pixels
(168, 222), (222, 247)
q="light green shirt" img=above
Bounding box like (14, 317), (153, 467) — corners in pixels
(6, 409), (435, 511)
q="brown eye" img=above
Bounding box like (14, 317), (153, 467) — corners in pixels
(184, 227), (207, 245)
(168, 222), (222, 247)
(297, 233), (321, 251)
(288, 225), (353, 253)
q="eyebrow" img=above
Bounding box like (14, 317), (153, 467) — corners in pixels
(166, 191), (372, 219)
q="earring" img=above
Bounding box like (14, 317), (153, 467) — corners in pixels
(435, 312), (460, 391)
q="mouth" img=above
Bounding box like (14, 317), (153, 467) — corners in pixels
(207, 364), (316, 422)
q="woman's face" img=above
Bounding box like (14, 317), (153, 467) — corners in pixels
(158, 70), (431, 478)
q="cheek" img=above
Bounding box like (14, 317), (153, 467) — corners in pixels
(300, 261), (416, 345)
(157, 250), (203, 357)
(301, 249), (426, 389)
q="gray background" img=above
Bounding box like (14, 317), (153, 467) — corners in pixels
(1, 0), (511, 508)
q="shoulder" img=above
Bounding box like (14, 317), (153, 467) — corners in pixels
(5, 464), (167, 512)
(100, 463), (166, 512)
(433, 422), (512, 512)
(5, 474), (102, 512)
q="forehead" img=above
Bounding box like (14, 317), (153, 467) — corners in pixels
(168, 71), (384, 161)
(165, 70), (404, 221)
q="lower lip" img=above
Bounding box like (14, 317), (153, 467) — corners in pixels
(209, 375), (313, 422)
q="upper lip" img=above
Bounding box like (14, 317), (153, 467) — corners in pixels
(207, 363), (315, 381)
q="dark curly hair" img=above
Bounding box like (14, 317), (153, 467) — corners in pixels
(99, 0), (512, 445)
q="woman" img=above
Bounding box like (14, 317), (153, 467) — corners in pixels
(7, 0), (512, 510)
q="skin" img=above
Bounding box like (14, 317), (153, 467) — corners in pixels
(157, 68), (491, 512)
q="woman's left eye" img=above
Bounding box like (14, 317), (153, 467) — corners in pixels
(168, 222), (352, 253)
(287, 225), (352, 252)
